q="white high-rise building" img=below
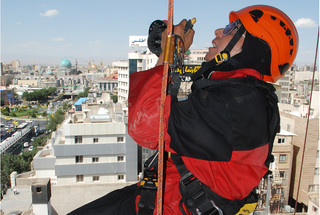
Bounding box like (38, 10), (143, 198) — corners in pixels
(116, 50), (158, 104)
(113, 60), (129, 103)
(33, 99), (138, 185)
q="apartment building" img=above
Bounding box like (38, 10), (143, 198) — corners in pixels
(186, 49), (208, 65)
(280, 111), (319, 212)
(270, 130), (295, 210)
(255, 129), (295, 213)
(113, 60), (129, 103)
(275, 68), (295, 103)
(33, 98), (138, 185)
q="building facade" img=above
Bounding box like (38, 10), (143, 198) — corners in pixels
(33, 100), (138, 185)
(113, 60), (129, 103)
(280, 111), (319, 212)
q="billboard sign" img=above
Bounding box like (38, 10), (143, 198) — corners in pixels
(176, 65), (201, 76)
(129, 36), (148, 47)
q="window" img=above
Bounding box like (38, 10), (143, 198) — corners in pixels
(286, 125), (291, 132)
(93, 138), (99, 143)
(93, 176), (100, 182)
(117, 156), (124, 162)
(308, 185), (317, 192)
(75, 136), (83, 144)
(279, 171), (285, 179)
(76, 175), (84, 182)
(76, 156), (83, 163)
(279, 154), (287, 162)
(276, 188), (282, 194)
(118, 175), (124, 180)
(92, 157), (99, 163)
(315, 168), (319, 175)
(313, 206), (318, 213)
(278, 138), (286, 144)
(117, 137), (124, 142)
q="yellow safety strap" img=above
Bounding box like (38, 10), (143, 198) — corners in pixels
(235, 202), (257, 215)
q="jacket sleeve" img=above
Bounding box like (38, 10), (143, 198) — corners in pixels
(128, 65), (172, 150)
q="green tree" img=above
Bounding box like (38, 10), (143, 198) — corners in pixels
(0, 98), (4, 106)
(63, 102), (67, 111)
(22, 88), (57, 102)
(32, 135), (49, 148)
(1, 154), (30, 192)
(111, 95), (118, 103)
(21, 150), (37, 164)
(46, 108), (66, 132)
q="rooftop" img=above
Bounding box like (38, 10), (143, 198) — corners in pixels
(1, 182), (136, 215)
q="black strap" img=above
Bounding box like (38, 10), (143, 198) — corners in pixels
(138, 152), (158, 215)
(171, 153), (223, 215)
(138, 182), (157, 215)
(224, 25), (246, 53)
(191, 25), (246, 82)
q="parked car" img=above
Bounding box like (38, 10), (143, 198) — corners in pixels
(28, 146), (34, 151)
(23, 142), (29, 148)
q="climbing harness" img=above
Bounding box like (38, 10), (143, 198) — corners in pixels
(138, 152), (159, 215)
(171, 153), (223, 215)
(138, 151), (261, 215)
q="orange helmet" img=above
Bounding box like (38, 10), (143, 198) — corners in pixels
(229, 5), (299, 83)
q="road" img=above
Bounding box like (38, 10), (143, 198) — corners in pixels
(1, 116), (48, 144)
(1, 116), (48, 130)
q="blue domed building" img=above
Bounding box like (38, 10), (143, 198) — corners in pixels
(59, 58), (72, 75)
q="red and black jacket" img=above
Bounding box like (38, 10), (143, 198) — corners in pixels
(128, 65), (280, 214)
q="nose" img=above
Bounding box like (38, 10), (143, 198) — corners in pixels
(214, 28), (224, 38)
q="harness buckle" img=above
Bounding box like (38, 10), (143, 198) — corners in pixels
(196, 200), (223, 215)
(179, 172), (223, 215)
(214, 52), (229, 64)
(140, 177), (158, 190)
(138, 163), (158, 214)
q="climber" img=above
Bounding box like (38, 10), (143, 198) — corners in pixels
(68, 5), (298, 215)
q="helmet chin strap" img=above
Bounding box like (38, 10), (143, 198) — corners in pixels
(191, 25), (246, 81)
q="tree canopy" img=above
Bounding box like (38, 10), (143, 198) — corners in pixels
(22, 87), (57, 102)
(1, 151), (37, 194)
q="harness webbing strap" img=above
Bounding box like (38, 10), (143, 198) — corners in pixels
(138, 153), (158, 215)
(171, 153), (223, 215)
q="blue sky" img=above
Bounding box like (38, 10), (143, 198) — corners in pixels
(1, 0), (319, 66)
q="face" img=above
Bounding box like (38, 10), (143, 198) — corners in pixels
(205, 23), (245, 62)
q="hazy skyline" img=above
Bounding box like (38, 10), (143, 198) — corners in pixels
(1, 0), (319, 66)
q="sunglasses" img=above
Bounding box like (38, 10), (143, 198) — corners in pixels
(223, 20), (240, 36)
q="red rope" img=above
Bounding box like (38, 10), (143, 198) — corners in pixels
(157, 0), (173, 214)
